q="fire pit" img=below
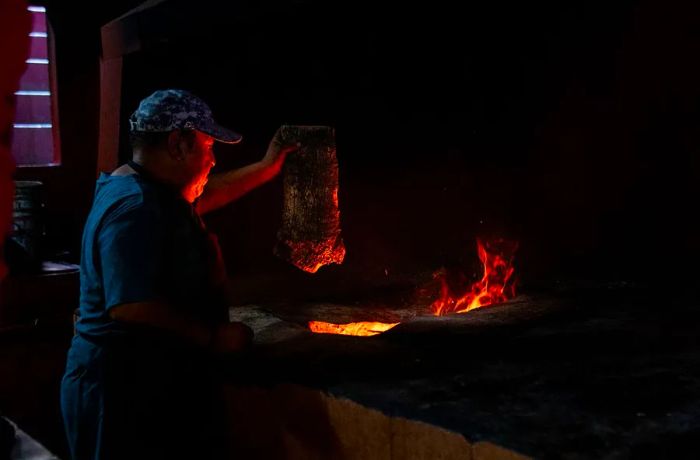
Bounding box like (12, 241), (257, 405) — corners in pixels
(306, 238), (519, 337)
(224, 281), (700, 459)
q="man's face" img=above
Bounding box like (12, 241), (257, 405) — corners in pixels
(180, 130), (216, 203)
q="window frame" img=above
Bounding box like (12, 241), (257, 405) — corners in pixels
(13, 3), (61, 171)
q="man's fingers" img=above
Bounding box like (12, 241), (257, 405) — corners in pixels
(282, 143), (300, 155)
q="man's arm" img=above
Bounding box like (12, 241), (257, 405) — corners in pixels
(98, 203), (251, 352)
(196, 131), (298, 215)
(109, 301), (252, 352)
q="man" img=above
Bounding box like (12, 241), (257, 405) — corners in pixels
(61, 89), (297, 459)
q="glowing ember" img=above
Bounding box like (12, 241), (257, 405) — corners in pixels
(283, 240), (346, 274)
(308, 321), (400, 336)
(432, 238), (518, 316)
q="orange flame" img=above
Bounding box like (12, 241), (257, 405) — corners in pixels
(432, 238), (518, 316)
(307, 238), (517, 336)
(308, 321), (400, 336)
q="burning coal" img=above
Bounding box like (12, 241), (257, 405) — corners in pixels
(308, 321), (400, 337)
(431, 238), (518, 316)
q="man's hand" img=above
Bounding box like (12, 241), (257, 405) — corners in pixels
(211, 321), (254, 354)
(262, 126), (300, 172)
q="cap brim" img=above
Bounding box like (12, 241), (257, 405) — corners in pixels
(204, 122), (243, 144)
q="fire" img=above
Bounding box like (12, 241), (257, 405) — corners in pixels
(307, 238), (518, 336)
(308, 321), (400, 336)
(431, 238), (518, 316)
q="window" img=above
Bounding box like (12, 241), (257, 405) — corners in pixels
(11, 5), (60, 167)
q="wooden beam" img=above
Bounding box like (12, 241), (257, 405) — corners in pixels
(96, 56), (123, 175)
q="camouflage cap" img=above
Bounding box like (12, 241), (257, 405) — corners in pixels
(128, 89), (242, 144)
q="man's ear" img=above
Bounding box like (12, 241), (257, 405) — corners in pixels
(167, 130), (184, 160)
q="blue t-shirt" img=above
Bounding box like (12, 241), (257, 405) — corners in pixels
(76, 172), (227, 342)
(63, 173), (228, 460)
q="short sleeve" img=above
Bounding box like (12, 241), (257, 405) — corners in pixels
(98, 201), (165, 309)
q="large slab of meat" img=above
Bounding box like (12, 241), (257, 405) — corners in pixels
(274, 125), (345, 273)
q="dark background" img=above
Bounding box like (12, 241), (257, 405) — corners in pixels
(37, 0), (700, 292)
(5, 1), (700, 456)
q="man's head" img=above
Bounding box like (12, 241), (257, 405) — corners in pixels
(128, 89), (241, 202)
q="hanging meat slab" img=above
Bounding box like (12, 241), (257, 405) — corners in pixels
(274, 125), (346, 273)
